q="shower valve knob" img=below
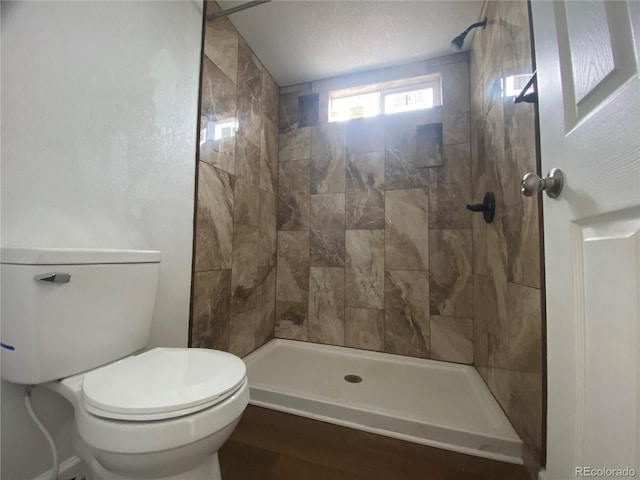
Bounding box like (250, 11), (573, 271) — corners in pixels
(521, 168), (564, 199)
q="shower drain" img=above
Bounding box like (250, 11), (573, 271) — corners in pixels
(344, 374), (363, 384)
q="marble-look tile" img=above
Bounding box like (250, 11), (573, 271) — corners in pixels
(473, 274), (490, 367)
(346, 116), (385, 154)
(472, 198), (488, 275)
(261, 67), (279, 126)
(416, 123), (443, 167)
(277, 159), (310, 231)
(237, 39), (262, 148)
(345, 230), (384, 309)
(440, 60), (471, 122)
(279, 92), (300, 133)
(276, 231), (309, 303)
(384, 189), (429, 270)
(310, 193), (345, 267)
(260, 115), (278, 194)
(195, 162), (234, 271)
(299, 93), (320, 127)
(346, 152), (385, 229)
(483, 102), (507, 221)
(308, 267), (345, 346)
(255, 265), (276, 347)
(443, 109), (471, 146)
(233, 135), (260, 227)
(509, 371), (543, 460)
(384, 270), (430, 358)
(428, 143), (472, 229)
(275, 301), (308, 340)
(311, 122), (346, 194)
(430, 315), (473, 364)
(429, 229), (473, 318)
(279, 127), (311, 162)
(345, 307), (384, 351)
(486, 219), (510, 345)
(203, 1), (238, 84)
(258, 190), (277, 267)
(200, 57), (237, 175)
(385, 109), (442, 189)
(191, 270), (231, 350)
(484, 366), (511, 415)
(508, 282), (542, 373)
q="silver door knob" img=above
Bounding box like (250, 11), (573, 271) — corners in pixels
(521, 168), (564, 198)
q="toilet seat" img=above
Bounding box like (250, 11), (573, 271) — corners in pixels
(81, 347), (246, 421)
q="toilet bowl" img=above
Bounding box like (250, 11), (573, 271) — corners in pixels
(46, 347), (249, 480)
(1, 248), (249, 479)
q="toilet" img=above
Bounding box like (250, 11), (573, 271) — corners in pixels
(0, 248), (249, 480)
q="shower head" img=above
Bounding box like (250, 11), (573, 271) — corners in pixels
(450, 17), (487, 51)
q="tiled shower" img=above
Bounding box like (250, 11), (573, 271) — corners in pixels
(191, 0), (543, 468)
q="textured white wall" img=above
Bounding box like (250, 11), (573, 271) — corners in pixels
(0, 1), (202, 478)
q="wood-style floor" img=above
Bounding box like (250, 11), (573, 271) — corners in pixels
(219, 406), (532, 480)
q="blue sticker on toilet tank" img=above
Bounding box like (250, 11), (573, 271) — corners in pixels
(1, 343), (15, 351)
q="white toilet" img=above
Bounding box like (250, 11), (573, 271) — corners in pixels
(1, 247), (249, 480)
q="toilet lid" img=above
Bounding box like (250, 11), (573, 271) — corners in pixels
(82, 348), (246, 421)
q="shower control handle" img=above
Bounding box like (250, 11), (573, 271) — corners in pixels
(521, 168), (564, 199)
(35, 273), (71, 284)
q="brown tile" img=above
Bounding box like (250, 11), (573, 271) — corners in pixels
(430, 315), (473, 364)
(310, 193), (345, 267)
(346, 116), (385, 154)
(192, 269), (231, 350)
(261, 67), (279, 126)
(260, 116), (278, 194)
(473, 274), (490, 367)
(428, 143), (472, 230)
(509, 370), (543, 460)
(385, 189), (429, 270)
(311, 122), (346, 194)
(309, 267), (345, 346)
(276, 231), (309, 303)
(279, 91), (300, 133)
(277, 159), (310, 231)
(484, 366), (511, 415)
(237, 39), (263, 148)
(345, 230), (384, 309)
(429, 229), (473, 318)
(440, 60), (471, 126)
(200, 56), (238, 175)
(255, 266), (276, 347)
(279, 127), (311, 163)
(345, 152), (385, 229)
(443, 109), (470, 146)
(195, 162), (234, 271)
(299, 93), (320, 127)
(384, 270), (430, 358)
(485, 220), (509, 344)
(258, 190), (277, 267)
(345, 307), (385, 352)
(416, 123), (443, 167)
(234, 134), (260, 227)
(275, 301), (308, 340)
(508, 282), (542, 373)
(203, 2), (238, 84)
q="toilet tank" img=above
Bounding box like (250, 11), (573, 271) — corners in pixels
(1, 248), (161, 384)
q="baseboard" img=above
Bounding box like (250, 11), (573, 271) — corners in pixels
(33, 455), (88, 480)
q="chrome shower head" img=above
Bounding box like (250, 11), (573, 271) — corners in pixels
(450, 17), (487, 51)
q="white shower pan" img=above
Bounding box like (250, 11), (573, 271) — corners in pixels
(243, 339), (523, 464)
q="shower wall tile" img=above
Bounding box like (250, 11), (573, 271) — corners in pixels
(385, 269), (430, 358)
(279, 92), (300, 133)
(430, 315), (473, 364)
(309, 193), (345, 267)
(308, 267), (345, 346)
(345, 230), (384, 310)
(385, 188), (429, 270)
(485, 220), (510, 345)
(509, 371), (543, 461)
(200, 56), (237, 175)
(345, 307), (384, 351)
(416, 123), (443, 167)
(191, 269), (231, 351)
(258, 190), (277, 267)
(279, 127), (311, 163)
(508, 282), (542, 373)
(237, 39), (263, 147)
(277, 159), (310, 230)
(346, 152), (385, 229)
(255, 265), (276, 346)
(276, 230), (309, 303)
(346, 116), (385, 154)
(310, 123), (346, 194)
(194, 162), (234, 271)
(261, 68), (279, 126)
(428, 143), (472, 230)
(275, 301), (308, 341)
(299, 93), (320, 127)
(234, 135), (260, 227)
(203, 2), (238, 84)
(429, 229), (473, 318)
(260, 115), (278, 194)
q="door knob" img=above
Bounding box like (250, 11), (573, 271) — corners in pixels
(521, 168), (564, 198)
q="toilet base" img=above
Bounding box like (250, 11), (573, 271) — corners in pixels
(91, 453), (221, 480)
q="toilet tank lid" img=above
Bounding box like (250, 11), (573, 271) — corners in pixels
(0, 248), (162, 265)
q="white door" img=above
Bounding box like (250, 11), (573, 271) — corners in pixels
(531, 1), (640, 479)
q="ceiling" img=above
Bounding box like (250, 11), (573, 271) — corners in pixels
(217, 1), (484, 87)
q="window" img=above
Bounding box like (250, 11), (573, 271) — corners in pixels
(200, 117), (237, 145)
(329, 74), (441, 122)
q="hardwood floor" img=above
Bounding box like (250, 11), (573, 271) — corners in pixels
(219, 406), (532, 480)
